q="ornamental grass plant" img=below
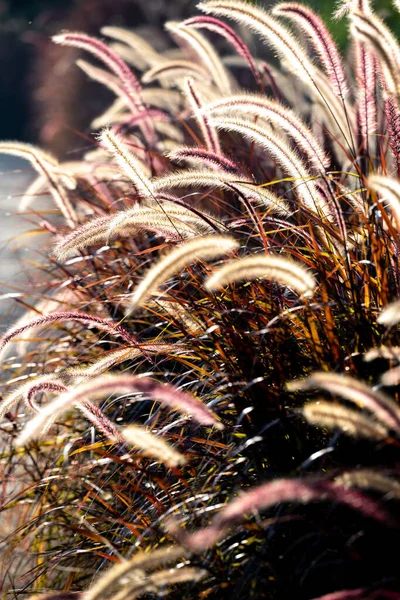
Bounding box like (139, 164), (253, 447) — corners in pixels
(2, 1), (400, 598)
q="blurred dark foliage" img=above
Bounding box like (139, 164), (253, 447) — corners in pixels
(0, 0), (192, 153)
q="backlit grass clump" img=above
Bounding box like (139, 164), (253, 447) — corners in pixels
(2, 1), (400, 598)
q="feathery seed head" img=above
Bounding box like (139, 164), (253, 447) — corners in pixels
(198, 0), (318, 92)
(165, 21), (231, 94)
(153, 169), (292, 215)
(16, 374), (222, 446)
(302, 400), (389, 440)
(288, 372), (400, 433)
(0, 142), (77, 227)
(122, 424), (186, 467)
(52, 31), (144, 111)
(183, 15), (262, 86)
(85, 546), (193, 600)
(377, 299), (400, 327)
(0, 311), (135, 363)
(205, 253), (316, 297)
(209, 116), (328, 216)
(368, 175), (400, 232)
(172, 478), (389, 551)
(52, 215), (113, 261)
(200, 93), (330, 172)
(99, 128), (154, 197)
(350, 10), (400, 99)
(128, 234), (239, 311)
(272, 2), (348, 98)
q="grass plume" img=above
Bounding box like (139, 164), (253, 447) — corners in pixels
(128, 234), (239, 311)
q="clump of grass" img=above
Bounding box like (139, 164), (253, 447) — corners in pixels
(2, 1), (400, 598)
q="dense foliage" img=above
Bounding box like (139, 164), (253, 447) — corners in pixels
(2, 1), (400, 598)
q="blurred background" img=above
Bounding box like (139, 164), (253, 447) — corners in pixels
(0, 0), (399, 319)
(0, 0), (198, 320)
